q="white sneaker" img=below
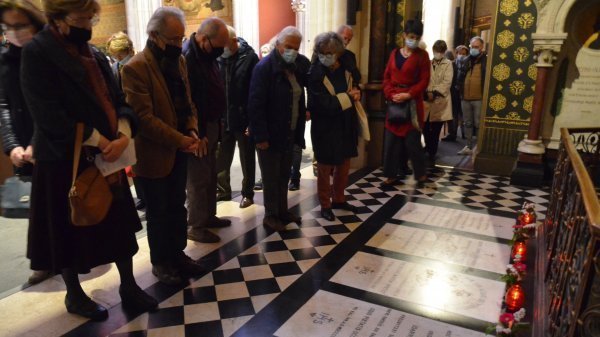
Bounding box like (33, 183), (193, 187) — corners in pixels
(457, 146), (473, 155)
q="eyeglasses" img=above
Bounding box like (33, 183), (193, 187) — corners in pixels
(65, 14), (100, 27)
(0, 23), (33, 32)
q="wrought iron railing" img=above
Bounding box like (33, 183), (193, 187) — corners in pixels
(534, 128), (600, 337)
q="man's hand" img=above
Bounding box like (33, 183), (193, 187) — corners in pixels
(195, 137), (208, 158)
(305, 111), (311, 121)
(256, 141), (269, 150)
(179, 136), (198, 153)
(392, 92), (411, 103)
(9, 146), (25, 167)
(102, 135), (129, 162)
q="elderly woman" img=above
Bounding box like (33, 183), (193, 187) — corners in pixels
(307, 32), (360, 221)
(423, 40), (453, 166)
(0, 0), (49, 284)
(21, 0), (157, 320)
(106, 31), (134, 84)
(382, 19), (430, 187)
(248, 26), (310, 231)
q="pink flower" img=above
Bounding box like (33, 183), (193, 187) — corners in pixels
(499, 313), (514, 325)
(514, 262), (527, 272)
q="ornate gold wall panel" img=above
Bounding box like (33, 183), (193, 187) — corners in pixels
(478, 0), (537, 161)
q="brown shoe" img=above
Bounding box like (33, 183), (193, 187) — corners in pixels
(239, 197), (253, 209)
(263, 216), (287, 231)
(187, 228), (221, 243)
(28, 270), (53, 285)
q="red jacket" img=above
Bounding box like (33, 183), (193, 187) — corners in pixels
(383, 48), (431, 137)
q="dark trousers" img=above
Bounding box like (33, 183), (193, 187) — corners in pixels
(216, 130), (256, 198)
(423, 120), (445, 158)
(317, 159), (350, 208)
(187, 121), (218, 229)
(137, 152), (188, 265)
(447, 89), (462, 138)
(383, 128), (426, 179)
(290, 144), (302, 182)
(257, 139), (294, 218)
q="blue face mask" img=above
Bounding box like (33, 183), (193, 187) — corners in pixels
(470, 48), (480, 57)
(281, 48), (298, 64)
(405, 38), (418, 50)
(318, 53), (336, 67)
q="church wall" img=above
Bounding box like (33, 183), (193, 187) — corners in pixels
(474, 0), (538, 175)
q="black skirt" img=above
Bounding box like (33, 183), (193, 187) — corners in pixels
(27, 160), (142, 274)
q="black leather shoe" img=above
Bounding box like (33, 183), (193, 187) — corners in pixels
(331, 202), (359, 213)
(263, 216), (287, 231)
(206, 217), (232, 228)
(280, 211), (302, 224)
(65, 295), (108, 321)
(288, 180), (300, 191)
(321, 208), (335, 221)
(239, 197), (253, 209)
(120, 285), (158, 312)
(28, 270), (52, 284)
(216, 193), (232, 202)
(174, 253), (204, 276)
(152, 264), (183, 285)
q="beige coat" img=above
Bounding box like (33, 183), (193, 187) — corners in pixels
(121, 48), (198, 178)
(425, 58), (453, 122)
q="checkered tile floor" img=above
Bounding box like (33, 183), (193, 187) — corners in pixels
(108, 167), (549, 337)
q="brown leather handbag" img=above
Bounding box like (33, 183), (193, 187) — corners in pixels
(68, 123), (113, 226)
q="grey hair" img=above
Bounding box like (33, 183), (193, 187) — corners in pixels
(276, 26), (302, 44)
(313, 32), (344, 55)
(336, 24), (353, 34)
(470, 36), (484, 46)
(198, 17), (226, 39)
(146, 6), (185, 35)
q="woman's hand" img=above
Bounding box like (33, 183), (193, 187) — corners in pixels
(392, 92), (411, 103)
(348, 88), (361, 102)
(102, 135), (129, 163)
(9, 146), (25, 167)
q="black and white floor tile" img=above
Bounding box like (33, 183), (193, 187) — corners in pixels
(0, 167), (549, 337)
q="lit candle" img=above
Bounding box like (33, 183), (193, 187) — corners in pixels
(522, 211), (535, 225)
(512, 241), (527, 261)
(505, 284), (525, 312)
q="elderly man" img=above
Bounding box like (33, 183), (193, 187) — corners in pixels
(248, 26), (310, 231)
(337, 24), (361, 87)
(184, 17), (231, 243)
(215, 26), (259, 208)
(121, 7), (203, 285)
(457, 37), (487, 155)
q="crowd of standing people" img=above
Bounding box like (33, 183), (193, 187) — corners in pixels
(0, 0), (487, 322)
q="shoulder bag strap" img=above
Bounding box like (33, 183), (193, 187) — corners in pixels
(71, 123), (83, 186)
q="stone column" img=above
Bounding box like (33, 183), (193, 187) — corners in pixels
(510, 37), (563, 186)
(291, 0), (308, 55)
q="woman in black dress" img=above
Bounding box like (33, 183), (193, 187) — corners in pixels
(21, 0), (156, 321)
(307, 32), (360, 221)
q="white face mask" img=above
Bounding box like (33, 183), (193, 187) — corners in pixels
(433, 52), (443, 60)
(457, 55), (466, 61)
(5, 29), (34, 47)
(221, 47), (232, 58)
(318, 53), (337, 67)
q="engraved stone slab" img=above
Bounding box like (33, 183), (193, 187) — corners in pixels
(393, 202), (515, 239)
(330, 252), (504, 323)
(367, 223), (511, 274)
(275, 290), (486, 337)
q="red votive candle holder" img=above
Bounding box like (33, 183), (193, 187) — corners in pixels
(505, 284), (525, 312)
